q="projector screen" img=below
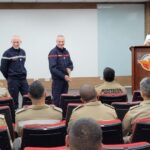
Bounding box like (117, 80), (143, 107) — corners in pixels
(0, 9), (98, 79)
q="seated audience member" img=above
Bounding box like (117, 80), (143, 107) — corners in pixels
(15, 80), (62, 136)
(123, 77), (150, 142)
(0, 82), (10, 97)
(70, 84), (117, 123)
(144, 34), (150, 46)
(95, 67), (126, 96)
(66, 118), (103, 150)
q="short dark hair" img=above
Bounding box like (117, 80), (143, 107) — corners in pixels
(68, 118), (102, 150)
(79, 84), (97, 102)
(103, 67), (115, 82)
(29, 80), (45, 100)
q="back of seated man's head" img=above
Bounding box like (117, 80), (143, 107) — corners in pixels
(140, 77), (150, 99)
(66, 118), (102, 150)
(80, 84), (97, 103)
(103, 67), (115, 82)
(29, 80), (45, 101)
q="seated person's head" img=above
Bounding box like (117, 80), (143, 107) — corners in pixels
(103, 67), (115, 82)
(140, 77), (150, 100)
(80, 84), (97, 103)
(66, 118), (102, 150)
(29, 80), (46, 104)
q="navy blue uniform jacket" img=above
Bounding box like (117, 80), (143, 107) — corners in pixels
(1, 47), (27, 80)
(48, 46), (73, 80)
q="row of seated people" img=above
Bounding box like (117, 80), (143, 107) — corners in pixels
(0, 76), (149, 149)
(1, 117), (150, 150)
(0, 68), (147, 149)
(16, 80), (127, 138)
(23, 118), (150, 150)
(0, 92), (141, 143)
(0, 66), (129, 124)
(0, 67), (135, 123)
(0, 96), (143, 141)
(0, 118), (150, 150)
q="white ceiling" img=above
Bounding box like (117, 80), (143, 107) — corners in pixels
(0, 0), (149, 2)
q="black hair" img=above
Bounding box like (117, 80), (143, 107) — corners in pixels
(103, 67), (115, 82)
(29, 80), (45, 100)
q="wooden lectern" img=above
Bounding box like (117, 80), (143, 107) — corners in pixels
(130, 46), (150, 92)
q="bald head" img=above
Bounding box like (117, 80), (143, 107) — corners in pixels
(56, 35), (65, 49)
(80, 84), (97, 102)
(11, 35), (22, 49)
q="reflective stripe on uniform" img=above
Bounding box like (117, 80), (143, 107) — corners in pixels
(48, 54), (69, 58)
(2, 56), (26, 60)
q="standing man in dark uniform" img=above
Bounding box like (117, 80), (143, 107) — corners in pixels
(1, 35), (29, 110)
(48, 35), (73, 107)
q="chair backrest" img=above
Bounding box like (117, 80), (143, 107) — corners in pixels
(60, 94), (81, 119)
(0, 126), (12, 150)
(132, 90), (143, 102)
(0, 106), (14, 141)
(66, 103), (81, 126)
(111, 102), (140, 120)
(22, 94), (52, 107)
(98, 119), (123, 144)
(131, 119), (150, 143)
(24, 146), (66, 150)
(0, 97), (15, 123)
(103, 142), (150, 150)
(21, 121), (66, 150)
(99, 94), (127, 105)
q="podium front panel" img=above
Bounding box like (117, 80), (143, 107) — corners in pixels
(131, 46), (150, 92)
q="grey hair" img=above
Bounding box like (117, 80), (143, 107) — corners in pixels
(68, 118), (102, 150)
(79, 84), (97, 102)
(140, 77), (150, 98)
(56, 35), (65, 38)
(11, 35), (22, 42)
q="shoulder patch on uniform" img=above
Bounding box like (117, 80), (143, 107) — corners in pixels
(0, 114), (4, 119)
(73, 104), (84, 112)
(16, 107), (28, 114)
(52, 105), (62, 112)
(129, 104), (140, 110)
(103, 103), (115, 109)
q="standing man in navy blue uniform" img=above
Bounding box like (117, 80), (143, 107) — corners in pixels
(1, 36), (29, 110)
(48, 35), (73, 107)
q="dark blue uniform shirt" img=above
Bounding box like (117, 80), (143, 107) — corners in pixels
(1, 47), (27, 80)
(48, 46), (73, 80)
